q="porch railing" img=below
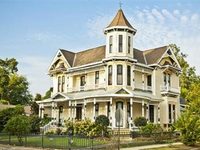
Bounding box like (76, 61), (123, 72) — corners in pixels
(40, 120), (57, 134)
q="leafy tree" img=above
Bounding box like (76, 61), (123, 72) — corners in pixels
(4, 115), (31, 144)
(43, 87), (53, 99)
(35, 93), (42, 101)
(175, 99), (200, 146)
(170, 44), (200, 101)
(134, 117), (147, 127)
(0, 58), (32, 104)
(0, 105), (25, 132)
(29, 115), (42, 133)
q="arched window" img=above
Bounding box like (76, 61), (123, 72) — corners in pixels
(108, 65), (112, 85)
(61, 76), (65, 92)
(58, 76), (61, 92)
(127, 65), (131, 86)
(117, 65), (123, 85)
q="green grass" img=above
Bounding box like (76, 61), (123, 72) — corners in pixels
(0, 134), (106, 149)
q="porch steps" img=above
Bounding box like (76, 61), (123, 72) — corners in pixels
(112, 128), (131, 135)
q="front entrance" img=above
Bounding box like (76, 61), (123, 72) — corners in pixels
(76, 104), (82, 120)
(115, 101), (123, 127)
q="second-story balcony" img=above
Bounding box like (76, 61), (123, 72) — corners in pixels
(67, 83), (106, 93)
(134, 83), (152, 92)
(160, 85), (180, 96)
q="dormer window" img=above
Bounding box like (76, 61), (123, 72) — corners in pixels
(109, 36), (113, 53)
(128, 36), (131, 53)
(118, 35), (123, 52)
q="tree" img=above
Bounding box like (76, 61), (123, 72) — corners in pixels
(35, 93), (42, 101)
(29, 115), (42, 133)
(170, 44), (200, 101)
(0, 58), (32, 105)
(0, 105), (25, 132)
(175, 99), (200, 146)
(4, 115), (31, 144)
(43, 87), (53, 99)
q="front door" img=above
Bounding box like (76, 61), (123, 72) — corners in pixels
(115, 101), (123, 127)
(76, 106), (82, 120)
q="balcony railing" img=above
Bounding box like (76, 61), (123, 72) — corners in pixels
(134, 83), (152, 92)
(160, 85), (180, 94)
(67, 83), (106, 93)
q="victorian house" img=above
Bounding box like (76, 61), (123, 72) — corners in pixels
(37, 9), (181, 130)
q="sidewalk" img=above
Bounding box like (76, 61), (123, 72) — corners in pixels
(121, 142), (182, 150)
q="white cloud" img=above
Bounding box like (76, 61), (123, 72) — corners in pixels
(18, 56), (52, 95)
(86, 8), (200, 74)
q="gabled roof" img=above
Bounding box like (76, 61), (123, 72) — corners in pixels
(143, 46), (168, 65)
(73, 45), (105, 67)
(57, 45), (171, 68)
(60, 49), (75, 67)
(106, 9), (134, 29)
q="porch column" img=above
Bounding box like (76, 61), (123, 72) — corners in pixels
(83, 99), (87, 119)
(130, 98), (133, 129)
(110, 97), (113, 129)
(157, 104), (160, 124)
(69, 100), (71, 120)
(41, 104), (44, 119)
(146, 102), (149, 122)
(93, 98), (96, 121)
(38, 104), (41, 118)
(51, 102), (55, 120)
(142, 100), (145, 117)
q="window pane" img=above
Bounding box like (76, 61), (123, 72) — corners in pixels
(95, 71), (99, 84)
(147, 75), (152, 86)
(80, 76), (85, 86)
(117, 65), (123, 85)
(109, 36), (113, 53)
(108, 65), (112, 85)
(118, 35), (123, 52)
(128, 36), (131, 53)
(127, 66), (131, 86)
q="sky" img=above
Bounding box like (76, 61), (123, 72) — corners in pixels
(0, 0), (200, 96)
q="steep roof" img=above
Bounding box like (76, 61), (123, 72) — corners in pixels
(143, 46), (167, 65)
(59, 45), (168, 67)
(106, 9), (134, 29)
(60, 49), (75, 67)
(73, 45), (105, 67)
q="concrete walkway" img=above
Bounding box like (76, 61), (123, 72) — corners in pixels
(121, 142), (182, 150)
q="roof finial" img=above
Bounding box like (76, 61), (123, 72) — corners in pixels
(119, 0), (123, 9)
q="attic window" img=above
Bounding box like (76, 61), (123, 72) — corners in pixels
(167, 50), (172, 55)
(57, 53), (61, 57)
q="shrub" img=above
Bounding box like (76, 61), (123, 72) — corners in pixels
(140, 123), (155, 137)
(56, 128), (62, 135)
(0, 105), (25, 132)
(0, 99), (9, 104)
(95, 115), (109, 127)
(4, 115), (31, 144)
(134, 117), (147, 127)
(29, 115), (42, 133)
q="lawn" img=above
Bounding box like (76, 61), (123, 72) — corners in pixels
(0, 134), (107, 149)
(146, 143), (200, 150)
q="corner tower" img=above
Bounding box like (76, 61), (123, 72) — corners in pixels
(104, 9), (137, 59)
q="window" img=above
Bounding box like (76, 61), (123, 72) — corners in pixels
(61, 76), (65, 92)
(108, 65), (112, 85)
(58, 76), (61, 92)
(109, 36), (113, 53)
(117, 65), (123, 85)
(95, 103), (99, 118)
(118, 35), (123, 52)
(147, 75), (152, 86)
(149, 105), (154, 123)
(164, 73), (167, 86)
(173, 105), (176, 121)
(95, 71), (99, 84)
(169, 104), (172, 123)
(76, 104), (82, 120)
(128, 36), (131, 53)
(127, 65), (131, 86)
(107, 102), (110, 118)
(80, 76), (85, 86)
(168, 74), (171, 86)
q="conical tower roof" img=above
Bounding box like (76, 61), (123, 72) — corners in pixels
(106, 9), (134, 29)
